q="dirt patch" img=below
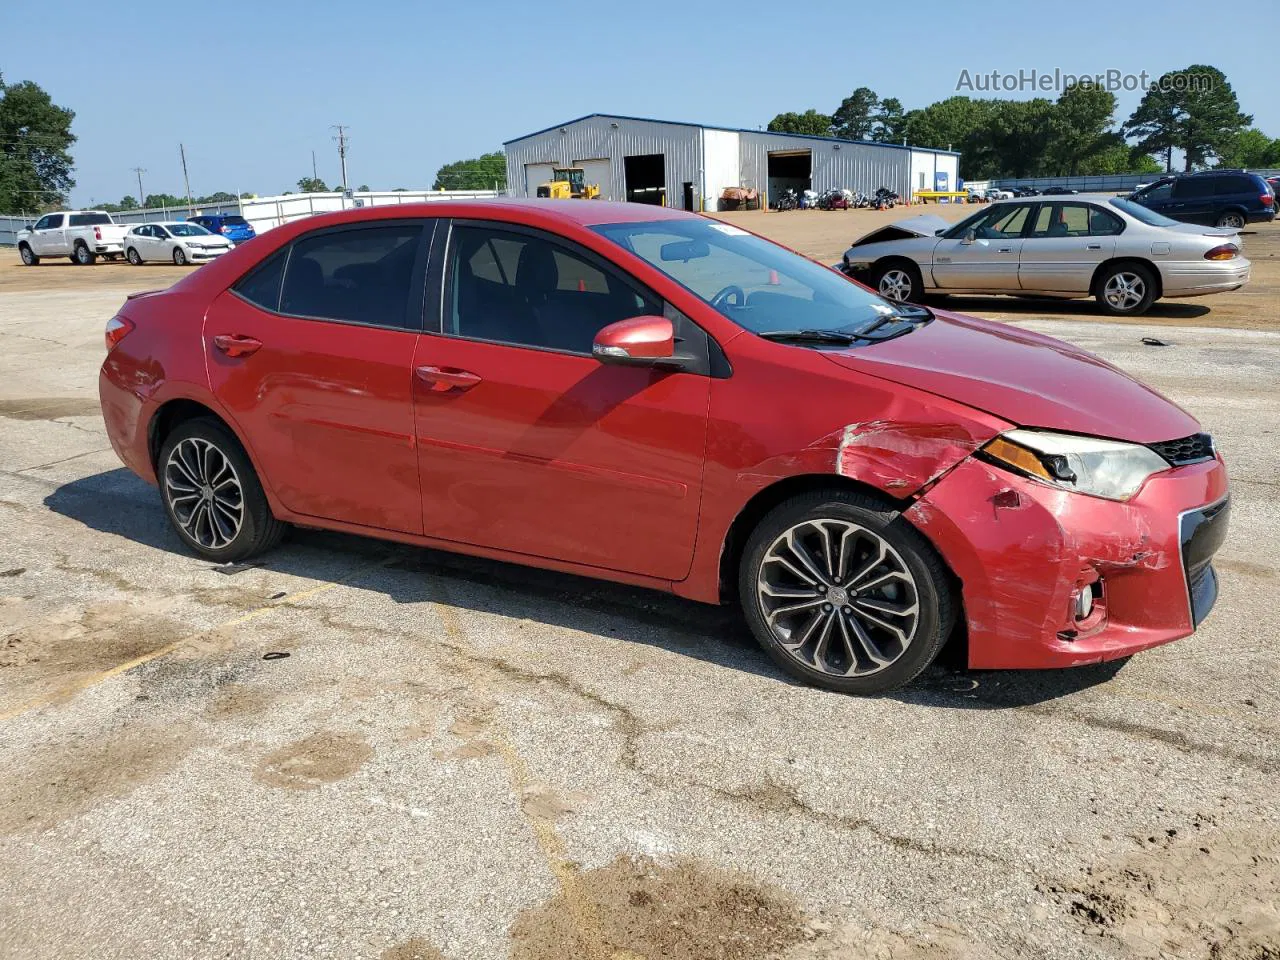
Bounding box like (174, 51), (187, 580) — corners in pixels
(0, 397), (102, 420)
(0, 722), (195, 835)
(253, 731), (374, 790)
(1214, 558), (1276, 580)
(381, 938), (446, 960)
(436, 712), (496, 760)
(784, 924), (991, 960)
(0, 600), (183, 715)
(205, 683), (278, 720)
(510, 854), (806, 960)
(521, 783), (587, 823)
(1048, 826), (1280, 959)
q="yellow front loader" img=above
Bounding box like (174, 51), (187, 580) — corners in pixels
(535, 167), (601, 200)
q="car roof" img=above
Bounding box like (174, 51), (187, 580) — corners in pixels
(990, 193), (1120, 204)
(271, 198), (702, 233)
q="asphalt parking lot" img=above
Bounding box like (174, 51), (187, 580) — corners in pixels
(1, 230), (1277, 959)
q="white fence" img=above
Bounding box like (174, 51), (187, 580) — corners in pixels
(1, 188), (500, 246)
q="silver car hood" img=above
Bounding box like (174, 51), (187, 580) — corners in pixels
(850, 214), (952, 246)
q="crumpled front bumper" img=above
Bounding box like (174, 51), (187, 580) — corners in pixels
(905, 454), (1229, 669)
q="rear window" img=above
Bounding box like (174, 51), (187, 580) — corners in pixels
(69, 213), (113, 227)
(279, 224), (423, 328)
(1214, 175), (1257, 196)
(223, 216), (249, 225)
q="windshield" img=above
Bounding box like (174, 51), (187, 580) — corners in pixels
(592, 219), (897, 335)
(167, 223), (212, 236)
(1109, 197), (1180, 228)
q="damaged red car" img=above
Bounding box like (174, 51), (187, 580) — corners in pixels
(99, 201), (1229, 694)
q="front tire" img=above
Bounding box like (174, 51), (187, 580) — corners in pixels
(73, 242), (96, 265)
(18, 244), (38, 266)
(1095, 263), (1156, 316)
(158, 418), (286, 562)
(872, 260), (923, 303)
(172, 247), (188, 266)
(126, 247), (143, 265)
(739, 491), (955, 694)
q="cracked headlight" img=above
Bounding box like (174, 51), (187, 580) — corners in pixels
(981, 429), (1170, 501)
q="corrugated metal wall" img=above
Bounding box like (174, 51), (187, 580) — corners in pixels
(505, 117), (702, 206)
(739, 132), (913, 202)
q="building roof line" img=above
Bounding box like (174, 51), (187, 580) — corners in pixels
(502, 113), (960, 155)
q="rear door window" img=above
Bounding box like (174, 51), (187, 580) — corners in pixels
(233, 249), (289, 312)
(279, 223), (424, 328)
(1174, 178), (1214, 199)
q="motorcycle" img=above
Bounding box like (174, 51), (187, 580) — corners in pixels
(774, 188), (799, 211)
(870, 187), (899, 210)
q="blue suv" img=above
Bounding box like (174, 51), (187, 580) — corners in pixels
(1129, 170), (1276, 229)
(187, 213), (256, 245)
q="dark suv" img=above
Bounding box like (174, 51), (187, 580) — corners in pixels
(1129, 171), (1276, 229)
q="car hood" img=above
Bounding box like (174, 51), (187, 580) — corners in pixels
(823, 309), (1200, 444)
(182, 234), (231, 246)
(850, 214), (951, 246)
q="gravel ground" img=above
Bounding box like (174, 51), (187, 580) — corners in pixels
(0, 245), (1277, 959)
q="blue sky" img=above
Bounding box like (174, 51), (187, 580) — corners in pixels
(2, 0), (1273, 206)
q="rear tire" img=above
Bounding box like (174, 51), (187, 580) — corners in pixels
(157, 418), (286, 563)
(738, 490), (955, 695)
(73, 242), (96, 265)
(127, 247), (143, 266)
(1095, 262), (1156, 316)
(1215, 210), (1246, 230)
(18, 244), (38, 266)
(173, 247), (187, 266)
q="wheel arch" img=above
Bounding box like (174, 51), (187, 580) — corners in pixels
(1089, 256), (1162, 300)
(147, 397), (262, 478)
(717, 473), (912, 604)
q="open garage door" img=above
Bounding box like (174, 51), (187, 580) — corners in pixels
(524, 163), (556, 197)
(624, 154), (666, 205)
(767, 150), (811, 207)
(575, 159), (612, 201)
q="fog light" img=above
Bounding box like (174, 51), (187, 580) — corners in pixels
(1073, 586), (1094, 621)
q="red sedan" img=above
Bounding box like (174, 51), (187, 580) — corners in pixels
(99, 200), (1229, 694)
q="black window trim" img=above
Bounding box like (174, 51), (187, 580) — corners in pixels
(1023, 201), (1127, 239)
(432, 217), (719, 377)
(228, 218), (436, 333)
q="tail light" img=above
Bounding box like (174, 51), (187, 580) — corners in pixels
(1262, 194), (1274, 206)
(221, 226), (232, 234)
(94, 226), (102, 240)
(1204, 244), (1239, 261)
(104, 315), (134, 351)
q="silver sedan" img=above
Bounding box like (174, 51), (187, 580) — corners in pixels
(840, 194), (1250, 315)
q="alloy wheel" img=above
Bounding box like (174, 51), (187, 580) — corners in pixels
(163, 437), (245, 550)
(756, 518), (920, 677)
(1103, 271), (1146, 312)
(878, 269), (913, 301)
(1218, 213), (1245, 229)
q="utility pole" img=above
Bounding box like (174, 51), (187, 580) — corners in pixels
(331, 125), (349, 190)
(312, 149), (318, 183)
(179, 144), (194, 213)
(132, 167), (147, 207)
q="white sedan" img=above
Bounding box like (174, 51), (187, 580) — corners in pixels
(124, 222), (232, 266)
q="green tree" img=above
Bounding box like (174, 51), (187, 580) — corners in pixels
(766, 110), (833, 137)
(297, 176), (329, 192)
(1124, 65), (1252, 171)
(144, 193), (187, 209)
(432, 151), (506, 190)
(0, 74), (76, 213)
(831, 87), (878, 140)
(870, 97), (907, 143)
(1217, 128), (1280, 168)
(1044, 83), (1120, 176)
(198, 190), (238, 204)
(357, 183), (370, 191)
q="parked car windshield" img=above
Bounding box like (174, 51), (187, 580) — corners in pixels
(593, 219), (897, 335)
(1108, 197), (1180, 228)
(168, 223), (212, 237)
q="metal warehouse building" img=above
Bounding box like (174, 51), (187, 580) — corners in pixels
(504, 113), (960, 211)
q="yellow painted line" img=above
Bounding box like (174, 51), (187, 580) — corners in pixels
(0, 578), (347, 724)
(432, 597), (612, 960)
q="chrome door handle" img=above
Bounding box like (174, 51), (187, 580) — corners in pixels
(998, 247), (1012, 253)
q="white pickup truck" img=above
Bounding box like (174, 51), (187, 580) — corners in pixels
(17, 211), (132, 265)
